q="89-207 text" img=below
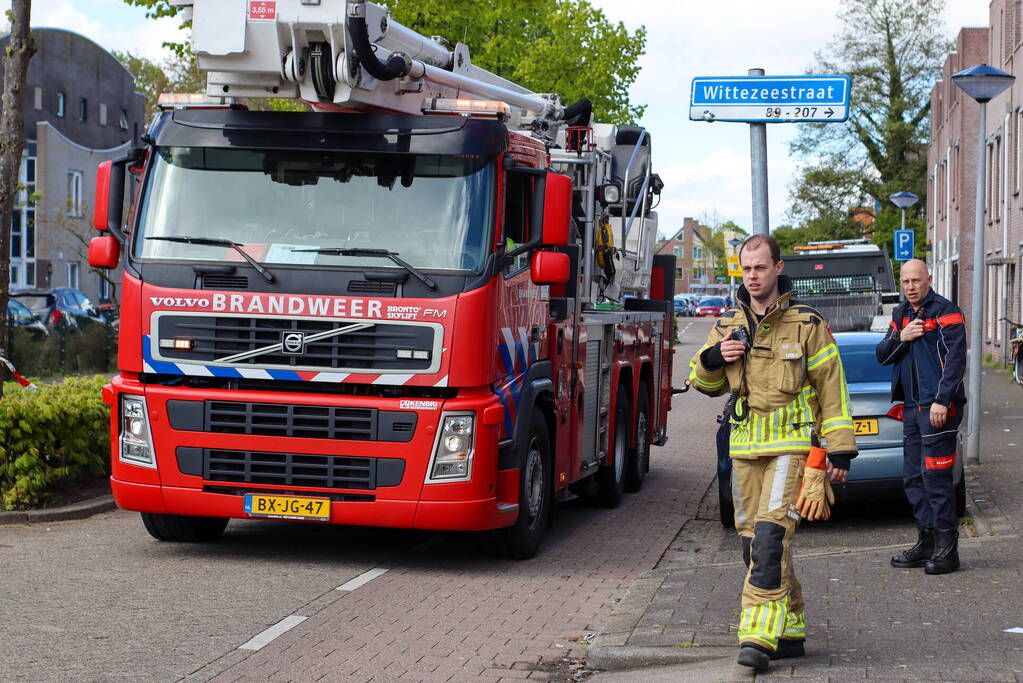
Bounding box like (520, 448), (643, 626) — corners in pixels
(765, 107), (820, 118)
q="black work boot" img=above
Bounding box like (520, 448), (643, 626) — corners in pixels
(771, 638), (806, 660)
(925, 528), (960, 575)
(737, 643), (771, 671)
(890, 527), (934, 568)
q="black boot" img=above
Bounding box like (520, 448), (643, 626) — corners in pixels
(737, 643), (771, 671)
(925, 528), (960, 575)
(771, 638), (806, 660)
(890, 527), (934, 568)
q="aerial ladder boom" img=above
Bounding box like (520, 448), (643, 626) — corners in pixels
(171, 0), (589, 128)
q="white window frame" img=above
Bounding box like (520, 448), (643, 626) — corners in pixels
(68, 170), (84, 217)
(119, 109), (129, 131)
(100, 102), (107, 126)
(67, 262), (80, 289)
(57, 92), (65, 118)
(10, 147), (36, 289)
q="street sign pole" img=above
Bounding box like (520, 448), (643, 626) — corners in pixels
(749, 68), (770, 236)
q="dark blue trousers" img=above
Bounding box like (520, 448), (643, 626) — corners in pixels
(902, 403), (961, 530)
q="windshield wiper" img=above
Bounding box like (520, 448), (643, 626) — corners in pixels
(146, 236), (276, 283)
(292, 247), (437, 290)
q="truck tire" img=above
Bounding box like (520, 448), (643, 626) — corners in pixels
(141, 512), (229, 542)
(597, 385), (628, 508)
(624, 382), (650, 492)
(498, 411), (553, 560)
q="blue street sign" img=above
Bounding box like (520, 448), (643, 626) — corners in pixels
(690, 75), (851, 123)
(894, 229), (915, 261)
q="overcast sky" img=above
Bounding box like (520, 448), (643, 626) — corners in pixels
(13, 0), (992, 237)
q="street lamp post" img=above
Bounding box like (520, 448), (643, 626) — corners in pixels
(889, 191), (919, 234)
(889, 191), (919, 303)
(952, 64), (1015, 466)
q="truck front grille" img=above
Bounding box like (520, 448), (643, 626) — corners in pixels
(153, 314), (438, 373)
(204, 449), (405, 490)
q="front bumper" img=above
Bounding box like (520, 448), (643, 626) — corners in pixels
(105, 375), (518, 531)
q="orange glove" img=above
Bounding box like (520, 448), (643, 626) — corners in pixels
(795, 446), (835, 521)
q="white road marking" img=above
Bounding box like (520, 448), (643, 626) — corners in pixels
(335, 567), (389, 592)
(238, 615), (307, 651)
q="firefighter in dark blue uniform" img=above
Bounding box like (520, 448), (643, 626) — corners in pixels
(875, 259), (967, 574)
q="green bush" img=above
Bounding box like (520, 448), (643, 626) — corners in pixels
(0, 376), (110, 510)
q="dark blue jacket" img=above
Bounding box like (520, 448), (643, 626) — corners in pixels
(875, 289), (967, 408)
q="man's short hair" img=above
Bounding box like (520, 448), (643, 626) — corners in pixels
(739, 234), (781, 264)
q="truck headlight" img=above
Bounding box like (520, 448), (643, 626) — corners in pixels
(427, 413), (475, 482)
(120, 395), (156, 469)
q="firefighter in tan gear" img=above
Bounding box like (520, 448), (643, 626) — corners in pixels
(691, 235), (857, 672)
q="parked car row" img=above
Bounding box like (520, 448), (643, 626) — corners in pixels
(674, 294), (734, 317)
(10, 287), (112, 332)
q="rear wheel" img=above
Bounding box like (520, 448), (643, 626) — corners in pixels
(499, 411), (553, 560)
(1014, 348), (1023, 385)
(625, 382), (650, 492)
(141, 512), (229, 542)
(597, 385), (629, 508)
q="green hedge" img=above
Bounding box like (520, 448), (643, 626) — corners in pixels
(0, 376), (110, 510)
(7, 325), (116, 377)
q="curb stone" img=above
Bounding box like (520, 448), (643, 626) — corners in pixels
(587, 645), (735, 671)
(0, 494), (116, 525)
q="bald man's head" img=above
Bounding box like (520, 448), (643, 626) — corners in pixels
(899, 259), (932, 308)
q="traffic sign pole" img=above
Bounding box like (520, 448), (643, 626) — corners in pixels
(749, 68), (770, 236)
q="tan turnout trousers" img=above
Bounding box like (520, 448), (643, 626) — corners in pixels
(732, 453), (808, 650)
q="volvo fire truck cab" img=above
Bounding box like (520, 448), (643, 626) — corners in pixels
(89, 0), (674, 558)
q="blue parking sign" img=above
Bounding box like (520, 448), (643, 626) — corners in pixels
(894, 229), (914, 261)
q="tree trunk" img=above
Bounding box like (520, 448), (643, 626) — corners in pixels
(0, 0), (36, 397)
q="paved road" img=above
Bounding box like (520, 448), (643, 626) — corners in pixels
(0, 318), (721, 682)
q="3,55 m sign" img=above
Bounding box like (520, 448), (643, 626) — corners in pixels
(690, 75), (851, 123)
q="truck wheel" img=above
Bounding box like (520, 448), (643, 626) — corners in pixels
(141, 512), (229, 542)
(624, 382), (650, 492)
(597, 385), (628, 508)
(499, 411), (553, 560)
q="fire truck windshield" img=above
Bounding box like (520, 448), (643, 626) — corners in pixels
(134, 147), (495, 272)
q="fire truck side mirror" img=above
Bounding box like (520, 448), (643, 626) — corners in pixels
(542, 172), (572, 247)
(88, 235), (121, 269)
(94, 153), (136, 241)
(530, 251), (569, 285)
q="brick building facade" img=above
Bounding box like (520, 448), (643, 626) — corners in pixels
(929, 7), (1023, 364)
(655, 217), (720, 295)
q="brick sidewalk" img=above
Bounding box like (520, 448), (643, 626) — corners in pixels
(588, 370), (1023, 681)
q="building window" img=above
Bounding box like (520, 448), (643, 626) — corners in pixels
(67, 263), (80, 289)
(119, 109), (129, 131)
(68, 171), (84, 217)
(79, 97), (87, 122)
(10, 148), (37, 288)
(693, 245), (703, 260)
(100, 102), (108, 126)
(33, 86), (42, 110)
(57, 92), (65, 117)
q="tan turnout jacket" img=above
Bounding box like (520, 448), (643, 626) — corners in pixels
(691, 279), (857, 460)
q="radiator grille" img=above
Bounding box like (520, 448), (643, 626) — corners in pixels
(155, 314), (436, 372)
(206, 450), (375, 490)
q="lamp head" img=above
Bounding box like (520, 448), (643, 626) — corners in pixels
(952, 63), (1015, 103)
(889, 191), (919, 210)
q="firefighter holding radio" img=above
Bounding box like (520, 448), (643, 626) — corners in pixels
(691, 234), (857, 672)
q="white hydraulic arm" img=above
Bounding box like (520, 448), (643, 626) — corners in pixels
(171, 0), (591, 126)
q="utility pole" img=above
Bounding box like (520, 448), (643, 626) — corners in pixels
(748, 68), (769, 236)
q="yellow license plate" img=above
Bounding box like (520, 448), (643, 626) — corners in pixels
(244, 493), (331, 521)
(853, 419), (879, 436)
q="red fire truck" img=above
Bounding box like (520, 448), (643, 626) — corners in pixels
(88, 0), (674, 558)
